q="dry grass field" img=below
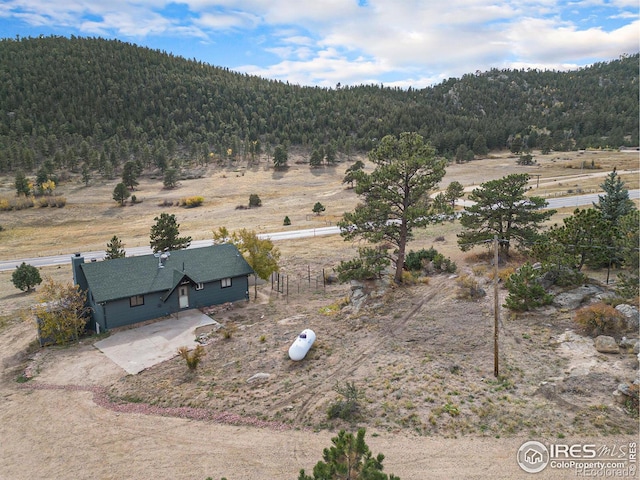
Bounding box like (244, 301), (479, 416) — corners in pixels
(0, 149), (638, 479)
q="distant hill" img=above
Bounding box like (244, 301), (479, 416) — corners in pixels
(0, 36), (637, 175)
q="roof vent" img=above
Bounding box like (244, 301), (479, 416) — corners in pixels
(154, 251), (170, 268)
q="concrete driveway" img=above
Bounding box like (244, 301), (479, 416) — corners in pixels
(95, 309), (216, 374)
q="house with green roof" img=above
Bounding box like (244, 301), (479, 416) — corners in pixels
(71, 244), (254, 333)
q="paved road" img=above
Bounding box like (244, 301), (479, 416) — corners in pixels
(0, 226), (341, 271)
(1, 190), (637, 272)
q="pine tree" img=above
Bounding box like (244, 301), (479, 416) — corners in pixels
(312, 202), (326, 215)
(149, 213), (191, 253)
(339, 132), (446, 284)
(593, 169), (635, 223)
(273, 145), (288, 168)
(122, 161), (140, 190)
(112, 182), (130, 206)
(12, 262), (42, 292)
(105, 235), (126, 260)
(458, 174), (555, 256)
(298, 428), (400, 480)
(14, 171), (30, 196)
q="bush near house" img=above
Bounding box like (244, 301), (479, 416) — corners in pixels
(177, 345), (206, 371)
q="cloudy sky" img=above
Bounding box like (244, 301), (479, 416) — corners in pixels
(0, 1), (638, 88)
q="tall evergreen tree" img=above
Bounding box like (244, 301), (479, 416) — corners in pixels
(122, 161), (140, 190)
(14, 171), (30, 196)
(105, 235), (126, 260)
(273, 145), (288, 168)
(112, 183), (130, 206)
(457, 174), (555, 256)
(339, 132), (446, 284)
(533, 208), (610, 271)
(149, 213), (191, 253)
(593, 169), (635, 224)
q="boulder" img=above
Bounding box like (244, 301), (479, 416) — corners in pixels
(594, 335), (619, 354)
(619, 337), (639, 353)
(615, 304), (640, 331)
(552, 285), (604, 310)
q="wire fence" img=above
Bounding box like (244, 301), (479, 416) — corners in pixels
(269, 266), (337, 299)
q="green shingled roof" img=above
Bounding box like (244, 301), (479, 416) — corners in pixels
(80, 244), (254, 303)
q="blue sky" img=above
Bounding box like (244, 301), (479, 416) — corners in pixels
(0, 1), (638, 88)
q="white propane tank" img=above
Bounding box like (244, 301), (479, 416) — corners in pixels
(288, 329), (316, 361)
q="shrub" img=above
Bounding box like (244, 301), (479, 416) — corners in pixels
(574, 303), (626, 336)
(38, 196), (66, 208)
(220, 323), (237, 339)
(33, 277), (89, 346)
(327, 381), (364, 422)
(52, 196), (66, 208)
(400, 270), (418, 284)
(180, 196), (204, 208)
(624, 384), (639, 418)
(249, 194), (262, 207)
(0, 196), (34, 211)
(336, 247), (389, 282)
(615, 272), (639, 302)
(541, 265), (586, 287)
(404, 247), (456, 274)
(504, 263), (553, 311)
(177, 345), (206, 371)
(456, 274), (485, 300)
(283, 216), (291, 226)
(12, 262), (42, 292)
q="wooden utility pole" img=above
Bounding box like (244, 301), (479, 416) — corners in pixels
(493, 235), (500, 377)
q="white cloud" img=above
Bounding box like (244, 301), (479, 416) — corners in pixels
(196, 10), (260, 30)
(1, 0), (637, 87)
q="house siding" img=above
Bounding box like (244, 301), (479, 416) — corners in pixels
(97, 276), (249, 330)
(190, 277), (249, 308)
(72, 245), (254, 332)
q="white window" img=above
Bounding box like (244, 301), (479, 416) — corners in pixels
(130, 295), (144, 307)
(221, 277), (232, 288)
(195, 282), (204, 291)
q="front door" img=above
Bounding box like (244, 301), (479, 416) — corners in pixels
(178, 285), (189, 309)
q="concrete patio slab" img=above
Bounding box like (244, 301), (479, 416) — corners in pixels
(95, 309), (215, 374)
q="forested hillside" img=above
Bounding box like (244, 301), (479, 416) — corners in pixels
(0, 35), (637, 175)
